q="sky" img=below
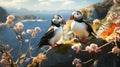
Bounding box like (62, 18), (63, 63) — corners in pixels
(0, 0), (104, 11)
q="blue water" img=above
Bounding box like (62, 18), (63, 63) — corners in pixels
(0, 14), (70, 66)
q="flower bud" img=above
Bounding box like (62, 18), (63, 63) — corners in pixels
(7, 15), (15, 21)
(26, 29), (33, 34)
(6, 19), (14, 27)
(21, 31), (26, 36)
(34, 27), (41, 34)
(15, 22), (24, 31)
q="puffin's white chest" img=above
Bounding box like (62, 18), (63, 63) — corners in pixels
(71, 21), (89, 37)
(49, 26), (63, 46)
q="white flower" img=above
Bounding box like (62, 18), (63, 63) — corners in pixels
(16, 35), (21, 39)
(114, 19), (120, 25)
(26, 29), (33, 34)
(21, 31), (26, 36)
(29, 47), (34, 52)
(106, 35), (116, 42)
(72, 58), (81, 65)
(114, 27), (120, 34)
(6, 19), (14, 27)
(85, 46), (91, 51)
(71, 44), (81, 54)
(34, 27), (41, 33)
(85, 43), (99, 53)
(7, 15), (15, 21)
(112, 46), (120, 54)
(90, 43), (98, 50)
(71, 44), (81, 50)
(15, 22), (24, 31)
(93, 19), (101, 25)
(19, 59), (24, 64)
(25, 39), (29, 43)
(25, 58), (31, 62)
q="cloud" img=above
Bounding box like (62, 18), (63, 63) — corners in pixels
(61, 1), (83, 10)
(38, 1), (51, 6)
(32, 0), (78, 11)
(0, 0), (28, 9)
(49, 0), (64, 2)
(12, 0), (27, 3)
(38, 0), (44, 1)
(63, 1), (75, 5)
(0, 0), (104, 11)
(62, 1), (76, 9)
(31, 1), (53, 11)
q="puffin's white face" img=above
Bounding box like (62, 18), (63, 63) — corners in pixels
(73, 11), (83, 20)
(52, 15), (63, 25)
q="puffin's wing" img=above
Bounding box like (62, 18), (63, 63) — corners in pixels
(37, 27), (55, 49)
(84, 22), (96, 36)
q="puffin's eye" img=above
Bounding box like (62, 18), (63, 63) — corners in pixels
(58, 17), (59, 19)
(77, 13), (79, 15)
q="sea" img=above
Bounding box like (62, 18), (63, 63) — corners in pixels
(0, 13), (71, 66)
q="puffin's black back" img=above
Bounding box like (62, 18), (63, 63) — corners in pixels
(37, 28), (55, 49)
(84, 22), (96, 36)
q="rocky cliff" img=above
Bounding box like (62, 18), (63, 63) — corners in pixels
(15, 14), (39, 21)
(0, 7), (8, 22)
(80, 0), (113, 23)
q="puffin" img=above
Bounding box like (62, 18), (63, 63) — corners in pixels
(70, 11), (96, 42)
(37, 14), (66, 49)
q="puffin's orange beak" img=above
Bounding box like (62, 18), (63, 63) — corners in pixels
(70, 15), (73, 20)
(63, 19), (66, 24)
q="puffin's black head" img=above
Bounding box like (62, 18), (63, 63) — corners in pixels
(71, 11), (84, 22)
(51, 14), (66, 27)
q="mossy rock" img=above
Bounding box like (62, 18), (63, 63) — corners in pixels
(55, 41), (80, 54)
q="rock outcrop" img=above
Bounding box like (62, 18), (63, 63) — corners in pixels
(0, 7), (8, 22)
(80, 0), (113, 23)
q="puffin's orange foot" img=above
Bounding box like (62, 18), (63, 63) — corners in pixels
(81, 38), (87, 43)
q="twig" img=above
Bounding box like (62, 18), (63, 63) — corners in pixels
(42, 47), (52, 54)
(79, 41), (113, 52)
(82, 59), (93, 64)
(82, 51), (112, 64)
(80, 41), (113, 64)
(28, 38), (33, 58)
(114, 33), (118, 47)
(98, 41), (113, 49)
(14, 29), (23, 64)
